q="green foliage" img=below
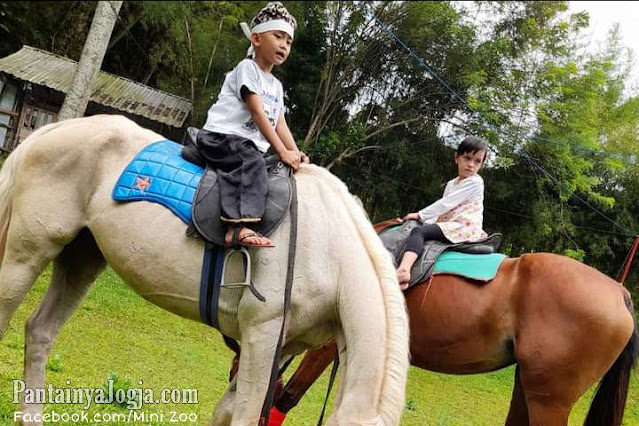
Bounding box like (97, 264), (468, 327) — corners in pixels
(103, 371), (134, 409)
(46, 353), (64, 372)
(1, 1), (638, 287)
(563, 249), (586, 261)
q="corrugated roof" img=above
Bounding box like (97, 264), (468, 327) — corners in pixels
(0, 46), (191, 128)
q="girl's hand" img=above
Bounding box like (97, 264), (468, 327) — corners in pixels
(402, 212), (420, 222)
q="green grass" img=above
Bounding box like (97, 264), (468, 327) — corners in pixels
(0, 267), (638, 425)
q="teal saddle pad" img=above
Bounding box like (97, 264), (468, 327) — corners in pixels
(112, 140), (203, 223)
(433, 251), (507, 281)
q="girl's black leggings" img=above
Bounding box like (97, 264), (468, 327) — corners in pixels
(404, 223), (450, 256)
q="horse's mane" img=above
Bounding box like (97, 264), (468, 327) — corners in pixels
(296, 164), (409, 425)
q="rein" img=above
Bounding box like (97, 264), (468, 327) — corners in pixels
(316, 356), (340, 426)
(260, 173), (297, 425)
(618, 236), (639, 285)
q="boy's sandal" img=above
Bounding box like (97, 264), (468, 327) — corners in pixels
(229, 227), (275, 249)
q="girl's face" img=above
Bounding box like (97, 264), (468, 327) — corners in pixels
(455, 149), (485, 179)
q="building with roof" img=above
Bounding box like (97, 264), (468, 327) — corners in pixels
(0, 46), (192, 152)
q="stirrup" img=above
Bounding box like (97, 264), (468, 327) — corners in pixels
(221, 246), (266, 302)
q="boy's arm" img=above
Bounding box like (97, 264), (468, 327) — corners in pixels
(276, 114), (310, 163)
(244, 92), (300, 169)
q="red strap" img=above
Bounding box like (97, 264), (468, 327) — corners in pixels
(267, 407), (286, 426)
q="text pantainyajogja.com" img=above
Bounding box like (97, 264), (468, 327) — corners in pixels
(13, 379), (198, 410)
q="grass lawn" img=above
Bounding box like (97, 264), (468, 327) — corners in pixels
(0, 267), (637, 425)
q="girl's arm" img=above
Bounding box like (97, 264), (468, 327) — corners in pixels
(417, 176), (483, 223)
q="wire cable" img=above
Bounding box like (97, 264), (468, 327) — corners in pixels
(355, 1), (637, 236)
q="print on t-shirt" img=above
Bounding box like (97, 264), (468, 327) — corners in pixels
(242, 90), (279, 132)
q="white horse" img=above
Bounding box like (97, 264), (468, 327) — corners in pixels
(0, 115), (409, 426)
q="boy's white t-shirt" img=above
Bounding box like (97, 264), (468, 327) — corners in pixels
(203, 58), (284, 153)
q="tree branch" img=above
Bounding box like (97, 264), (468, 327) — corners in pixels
(326, 145), (381, 171)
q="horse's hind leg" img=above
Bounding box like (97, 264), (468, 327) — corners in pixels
(18, 229), (106, 425)
(0, 219), (68, 339)
(505, 366), (529, 426)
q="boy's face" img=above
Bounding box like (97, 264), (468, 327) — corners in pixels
(454, 149), (485, 179)
(252, 30), (293, 66)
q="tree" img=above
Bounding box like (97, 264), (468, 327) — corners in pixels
(58, 1), (123, 120)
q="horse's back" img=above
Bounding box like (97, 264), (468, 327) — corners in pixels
(7, 115), (206, 319)
(405, 253), (634, 375)
(512, 252), (631, 324)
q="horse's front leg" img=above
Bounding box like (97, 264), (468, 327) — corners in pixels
(210, 376), (236, 426)
(230, 318), (282, 426)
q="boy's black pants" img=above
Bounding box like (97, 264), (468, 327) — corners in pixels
(197, 130), (267, 222)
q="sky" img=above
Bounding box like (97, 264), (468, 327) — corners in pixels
(568, 1), (639, 87)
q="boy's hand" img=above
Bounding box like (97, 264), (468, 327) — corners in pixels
(300, 151), (310, 164)
(280, 149), (301, 170)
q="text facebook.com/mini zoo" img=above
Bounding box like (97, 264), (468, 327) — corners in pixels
(13, 410), (199, 424)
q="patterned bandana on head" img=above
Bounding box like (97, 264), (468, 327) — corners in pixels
(240, 2), (297, 58)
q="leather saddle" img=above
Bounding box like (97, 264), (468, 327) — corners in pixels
(181, 127), (292, 247)
(378, 220), (503, 288)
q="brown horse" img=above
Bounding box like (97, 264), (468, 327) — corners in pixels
(227, 218), (639, 426)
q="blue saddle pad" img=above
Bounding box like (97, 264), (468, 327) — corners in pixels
(433, 251), (507, 282)
(112, 140), (203, 223)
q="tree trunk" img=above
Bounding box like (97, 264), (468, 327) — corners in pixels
(184, 18), (196, 125)
(58, 1), (123, 121)
(201, 17), (225, 96)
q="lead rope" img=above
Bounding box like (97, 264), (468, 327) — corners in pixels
(316, 354), (340, 425)
(260, 172), (297, 425)
(618, 236), (639, 285)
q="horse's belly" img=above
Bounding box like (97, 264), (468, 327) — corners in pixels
(411, 338), (516, 374)
(405, 269), (517, 374)
(89, 200), (205, 322)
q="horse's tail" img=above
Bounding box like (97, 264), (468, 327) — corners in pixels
(584, 291), (639, 426)
(302, 165), (409, 425)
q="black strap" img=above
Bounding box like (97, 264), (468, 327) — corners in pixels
(316, 356), (340, 426)
(260, 173), (297, 425)
(210, 244), (225, 329)
(279, 355), (296, 377)
(198, 243), (215, 327)
(231, 226), (242, 250)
